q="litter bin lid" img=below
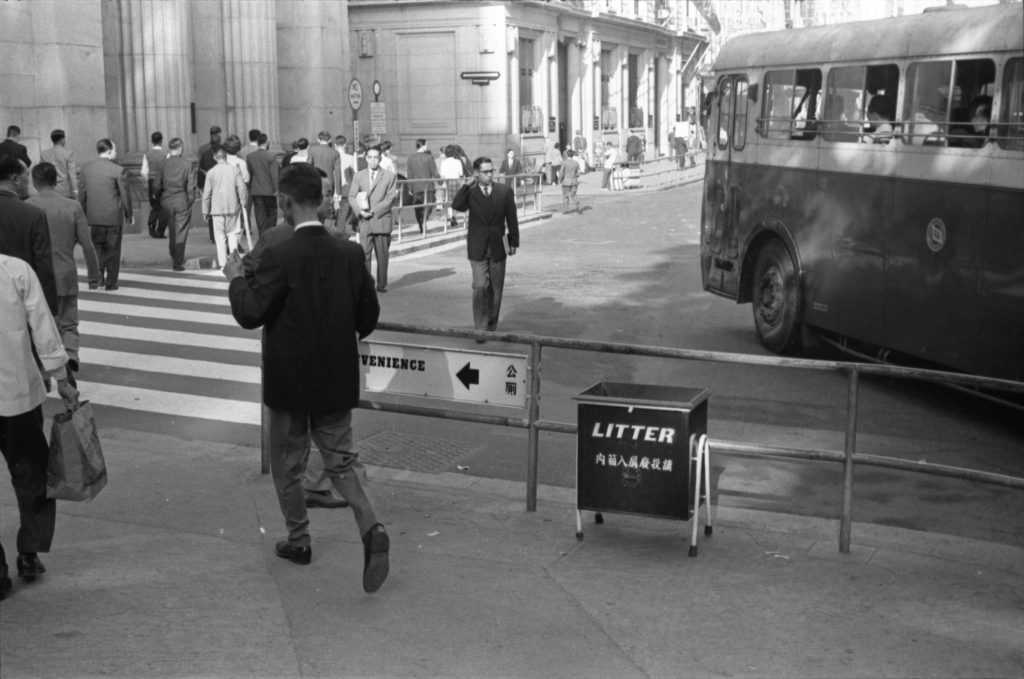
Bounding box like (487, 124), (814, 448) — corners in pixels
(574, 381), (711, 410)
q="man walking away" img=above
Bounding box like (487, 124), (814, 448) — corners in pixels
(406, 138), (439, 233)
(239, 129), (260, 160)
(0, 126), (32, 168)
(438, 145), (464, 228)
(40, 130), (79, 199)
(348, 145), (398, 292)
(246, 133), (279, 236)
(141, 131), (168, 238)
(79, 139), (133, 291)
(559, 149), (582, 214)
(224, 162), (389, 593)
(26, 162), (100, 380)
(452, 156), (519, 339)
(202, 147), (248, 268)
(308, 130), (338, 195)
(154, 138), (197, 271)
(0, 155), (58, 313)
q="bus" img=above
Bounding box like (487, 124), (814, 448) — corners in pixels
(700, 3), (1024, 382)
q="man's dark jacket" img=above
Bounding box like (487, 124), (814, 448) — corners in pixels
(451, 182), (519, 263)
(0, 189), (57, 313)
(228, 226), (379, 414)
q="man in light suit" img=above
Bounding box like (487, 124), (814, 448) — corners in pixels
(78, 139), (132, 291)
(39, 130), (78, 199)
(246, 133), (279, 236)
(348, 145), (397, 293)
(223, 162), (389, 593)
(201, 147), (248, 268)
(452, 156), (519, 337)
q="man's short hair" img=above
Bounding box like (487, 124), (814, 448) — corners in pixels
(151, 131), (163, 145)
(257, 133), (269, 146)
(472, 156), (493, 171)
(210, 133), (222, 146)
(357, 143), (367, 154)
(366, 145), (382, 157)
(31, 162), (58, 188)
(50, 129), (66, 144)
(210, 125), (222, 136)
(278, 162), (323, 207)
(415, 138), (427, 149)
(0, 154), (27, 182)
(381, 140), (392, 151)
(296, 137), (309, 150)
(248, 128), (261, 142)
(443, 145), (453, 157)
(334, 135), (347, 146)
(213, 146), (227, 159)
(6, 126), (21, 138)
(566, 149), (575, 158)
(168, 137), (183, 151)
(317, 130), (331, 142)
(96, 138), (114, 154)
(223, 136), (241, 155)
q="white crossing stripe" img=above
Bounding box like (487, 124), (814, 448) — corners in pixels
(76, 381), (260, 425)
(82, 301), (239, 327)
(84, 349), (260, 383)
(79, 320), (261, 353)
(85, 286), (230, 307)
(90, 270), (230, 290)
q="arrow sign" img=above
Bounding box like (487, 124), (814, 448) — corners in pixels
(456, 362), (480, 390)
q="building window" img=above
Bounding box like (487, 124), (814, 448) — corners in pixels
(628, 53), (643, 128)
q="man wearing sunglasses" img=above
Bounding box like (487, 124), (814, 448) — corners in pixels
(452, 157), (519, 340)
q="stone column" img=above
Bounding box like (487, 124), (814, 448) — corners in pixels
(103, 0), (193, 155)
(221, 0), (279, 144)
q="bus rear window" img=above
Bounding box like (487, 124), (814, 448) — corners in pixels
(999, 57), (1024, 152)
(823, 64), (899, 143)
(903, 58), (996, 146)
(761, 69), (822, 140)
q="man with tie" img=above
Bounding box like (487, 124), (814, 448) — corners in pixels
(451, 156), (519, 338)
(348, 146), (397, 293)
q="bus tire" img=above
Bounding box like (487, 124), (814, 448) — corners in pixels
(752, 239), (802, 354)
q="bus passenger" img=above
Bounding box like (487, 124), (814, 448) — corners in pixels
(949, 95), (992, 148)
(861, 95), (895, 144)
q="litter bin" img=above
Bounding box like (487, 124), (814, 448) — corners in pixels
(574, 382), (713, 556)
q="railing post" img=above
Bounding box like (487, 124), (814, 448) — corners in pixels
(839, 367), (859, 553)
(526, 341), (542, 511)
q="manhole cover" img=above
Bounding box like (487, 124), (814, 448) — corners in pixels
(357, 431), (480, 474)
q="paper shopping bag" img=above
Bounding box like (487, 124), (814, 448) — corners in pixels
(47, 401), (108, 501)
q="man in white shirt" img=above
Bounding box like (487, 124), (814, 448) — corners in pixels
(602, 144), (619, 190)
(438, 144), (464, 228)
(0, 253), (78, 599)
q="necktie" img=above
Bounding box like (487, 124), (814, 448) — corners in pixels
(483, 186), (490, 197)
(371, 171), (377, 183)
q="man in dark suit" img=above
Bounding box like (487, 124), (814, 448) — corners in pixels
(0, 126), (32, 168)
(246, 133), (279, 235)
(153, 138), (197, 271)
(452, 156), (519, 337)
(307, 130), (338, 195)
(0, 154), (58, 314)
(79, 139), (133, 290)
(405, 138), (439, 233)
(223, 162), (389, 593)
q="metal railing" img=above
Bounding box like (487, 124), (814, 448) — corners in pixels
(338, 323), (1024, 554)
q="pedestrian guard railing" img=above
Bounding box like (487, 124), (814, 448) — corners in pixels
(607, 154), (707, 191)
(389, 174), (545, 243)
(258, 324), (1024, 555)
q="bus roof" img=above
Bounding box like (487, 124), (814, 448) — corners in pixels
(713, 3), (1023, 72)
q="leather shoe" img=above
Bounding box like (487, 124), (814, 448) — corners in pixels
(16, 553), (45, 582)
(274, 541), (311, 565)
(376, 286), (387, 293)
(304, 489), (350, 509)
(362, 523), (390, 593)
(105, 284), (119, 291)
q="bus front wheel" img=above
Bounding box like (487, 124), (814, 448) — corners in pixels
(752, 240), (802, 354)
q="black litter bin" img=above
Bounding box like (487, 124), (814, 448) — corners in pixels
(574, 381), (713, 556)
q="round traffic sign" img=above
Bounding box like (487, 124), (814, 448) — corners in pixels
(349, 79), (363, 111)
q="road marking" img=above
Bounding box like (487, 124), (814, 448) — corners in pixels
(79, 320), (261, 352)
(81, 301), (239, 327)
(82, 287), (230, 307)
(83, 348), (260, 383)
(72, 381), (259, 425)
(86, 270), (230, 290)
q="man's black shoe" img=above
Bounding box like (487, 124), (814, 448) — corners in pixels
(304, 490), (350, 509)
(362, 523), (390, 593)
(172, 265), (185, 272)
(0, 564), (11, 600)
(105, 284), (119, 291)
(274, 541), (311, 565)
(16, 553), (45, 582)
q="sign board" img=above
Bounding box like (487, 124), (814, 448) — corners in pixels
(358, 340), (528, 408)
(349, 78), (363, 111)
(370, 102), (387, 134)
(575, 383), (709, 521)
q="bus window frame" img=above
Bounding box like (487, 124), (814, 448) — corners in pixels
(902, 57), (997, 146)
(717, 77), (734, 151)
(733, 77), (750, 151)
(998, 57), (1024, 152)
(823, 63), (900, 144)
(760, 68), (823, 140)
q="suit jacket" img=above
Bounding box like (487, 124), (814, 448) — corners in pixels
(499, 158), (523, 177)
(405, 150), (439, 196)
(202, 162), (248, 216)
(228, 225), (380, 414)
(308, 144), (339, 192)
(26, 189), (99, 295)
(40, 145), (78, 197)
(451, 181), (519, 262)
(0, 189), (58, 313)
(348, 168), (398, 235)
(0, 139), (31, 167)
(246, 148), (279, 197)
(79, 157), (133, 226)
(155, 156), (197, 209)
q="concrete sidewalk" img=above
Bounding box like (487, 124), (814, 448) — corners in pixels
(111, 157), (706, 270)
(2, 427), (1022, 678)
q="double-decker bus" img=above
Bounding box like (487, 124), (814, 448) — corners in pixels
(700, 3), (1024, 382)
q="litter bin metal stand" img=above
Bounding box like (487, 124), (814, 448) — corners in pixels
(573, 382), (714, 557)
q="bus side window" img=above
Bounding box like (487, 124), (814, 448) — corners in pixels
(998, 57), (1024, 152)
(718, 78), (733, 149)
(762, 69), (822, 140)
(825, 64), (900, 144)
(733, 78), (749, 150)
(904, 58), (995, 146)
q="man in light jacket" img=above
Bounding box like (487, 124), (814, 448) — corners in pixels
(202, 147), (248, 268)
(348, 145), (397, 293)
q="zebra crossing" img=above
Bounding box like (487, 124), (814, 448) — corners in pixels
(62, 269), (263, 430)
